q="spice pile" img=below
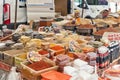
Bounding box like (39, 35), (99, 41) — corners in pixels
(94, 28), (118, 36)
(27, 60), (52, 71)
(38, 50), (48, 55)
(50, 45), (64, 51)
(64, 22), (76, 27)
(77, 24), (94, 29)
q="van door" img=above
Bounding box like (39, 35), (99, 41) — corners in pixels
(17, 0), (27, 23)
(0, 0), (27, 25)
(26, 0), (55, 23)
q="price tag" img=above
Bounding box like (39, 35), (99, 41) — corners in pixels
(102, 32), (120, 43)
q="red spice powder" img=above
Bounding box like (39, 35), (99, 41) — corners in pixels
(27, 60), (52, 71)
(51, 45), (64, 51)
(99, 77), (110, 80)
(38, 50), (48, 55)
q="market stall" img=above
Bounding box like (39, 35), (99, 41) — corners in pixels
(1, 1), (120, 80)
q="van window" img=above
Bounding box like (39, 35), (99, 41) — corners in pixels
(74, 0), (88, 9)
(87, 0), (108, 5)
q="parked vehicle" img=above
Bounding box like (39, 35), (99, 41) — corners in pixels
(0, 0), (27, 27)
(26, 0), (55, 23)
(72, 0), (109, 18)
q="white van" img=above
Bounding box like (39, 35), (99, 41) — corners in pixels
(72, 0), (109, 18)
(0, 0), (27, 27)
(26, 0), (55, 23)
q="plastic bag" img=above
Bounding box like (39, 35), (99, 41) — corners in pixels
(7, 67), (22, 80)
(0, 70), (8, 80)
(0, 73), (7, 80)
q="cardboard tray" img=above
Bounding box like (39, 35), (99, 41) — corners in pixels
(2, 49), (25, 66)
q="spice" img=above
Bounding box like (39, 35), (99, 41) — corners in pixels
(99, 77), (110, 80)
(94, 27), (118, 36)
(51, 45), (64, 51)
(41, 70), (71, 80)
(78, 24), (94, 29)
(41, 42), (50, 50)
(17, 53), (27, 60)
(65, 22), (76, 27)
(27, 60), (52, 71)
(66, 52), (74, 58)
(82, 47), (95, 53)
(38, 50), (48, 55)
(75, 18), (81, 25)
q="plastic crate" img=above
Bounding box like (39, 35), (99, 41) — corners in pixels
(21, 57), (58, 80)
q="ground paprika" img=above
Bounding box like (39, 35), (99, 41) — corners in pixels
(50, 45), (64, 51)
(27, 60), (52, 71)
(38, 50), (48, 55)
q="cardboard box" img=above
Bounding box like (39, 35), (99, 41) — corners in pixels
(3, 49), (25, 66)
(0, 61), (11, 71)
(14, 53), (27, 69)
(0, 51), (4, 61)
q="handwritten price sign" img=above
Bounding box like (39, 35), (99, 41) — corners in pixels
(102, 32), (120, 43)
(108, 33), (120, 41)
